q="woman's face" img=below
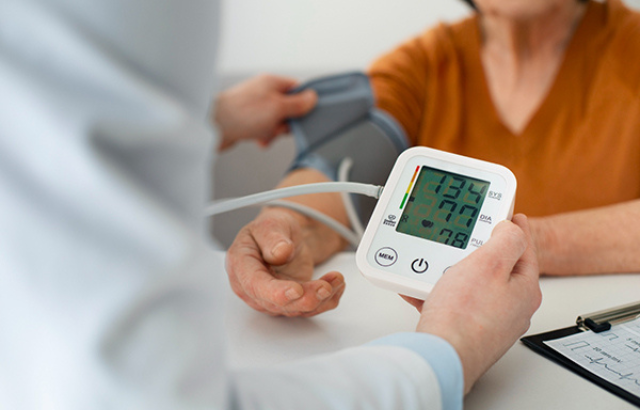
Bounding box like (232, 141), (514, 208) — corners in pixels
(473, 0), (577, 20)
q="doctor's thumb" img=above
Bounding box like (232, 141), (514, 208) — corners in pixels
(282, 89), (318, 118)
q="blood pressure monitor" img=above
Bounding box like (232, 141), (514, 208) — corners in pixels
(356, 147), (517, 300)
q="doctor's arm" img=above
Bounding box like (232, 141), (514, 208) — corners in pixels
(530, 199), (640, 276)
(213, 74), (317, 151)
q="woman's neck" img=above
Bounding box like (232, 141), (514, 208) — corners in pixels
(477, 1), (588, 134)
(480, 2), (587, 63)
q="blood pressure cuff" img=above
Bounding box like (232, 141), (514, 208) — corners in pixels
(288, 72), (409, 224)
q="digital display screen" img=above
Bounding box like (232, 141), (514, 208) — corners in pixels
(396, 166), (490, 249)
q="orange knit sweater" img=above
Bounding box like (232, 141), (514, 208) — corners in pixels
(370, 0), (640, 217)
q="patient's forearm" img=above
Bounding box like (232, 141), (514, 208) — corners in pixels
(530, 199), (640, 276)
(267, 168), (350, 264)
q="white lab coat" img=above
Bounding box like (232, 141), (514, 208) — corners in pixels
(0, 1), (460, 409)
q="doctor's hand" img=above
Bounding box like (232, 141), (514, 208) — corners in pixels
(415, 214), (542, 394)
(225, 207), (346, 317)
(214, 74), (317, 151)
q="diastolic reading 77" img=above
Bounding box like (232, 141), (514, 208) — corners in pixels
(355, 147), (517, 300)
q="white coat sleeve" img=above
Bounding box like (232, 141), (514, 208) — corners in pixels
(0, 1), (462, 410)
(232, 334), (462, 410)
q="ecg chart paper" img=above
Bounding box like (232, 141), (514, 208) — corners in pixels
(545, 316), (640, 397)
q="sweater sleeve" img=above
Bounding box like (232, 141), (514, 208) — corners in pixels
(368, 34), (431, 146)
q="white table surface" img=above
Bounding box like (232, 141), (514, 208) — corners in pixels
(223, 251), (640, 409)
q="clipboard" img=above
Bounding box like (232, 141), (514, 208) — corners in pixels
(521, 301), (640, 408)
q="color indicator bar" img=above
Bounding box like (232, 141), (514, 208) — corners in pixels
(400, 165), (421, 209)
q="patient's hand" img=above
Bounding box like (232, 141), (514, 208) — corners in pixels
(214, 74), (317, 151)
(225, 207), (346, 317)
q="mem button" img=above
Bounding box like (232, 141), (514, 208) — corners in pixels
(375, 247), (398, 267)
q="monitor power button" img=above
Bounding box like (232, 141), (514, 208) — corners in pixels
(411, 258), (429, 274)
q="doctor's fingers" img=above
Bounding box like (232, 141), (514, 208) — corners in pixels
(256, 123), (290, 148)
(399, 294), (424, 312)
(509, 215), (541, 282)
(491, 215), (541, 310)
(279, 88), (317, 119)
(455, 219), (528, 283)
(482, 215), (542, 315)
(507, 220), (542, 316)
